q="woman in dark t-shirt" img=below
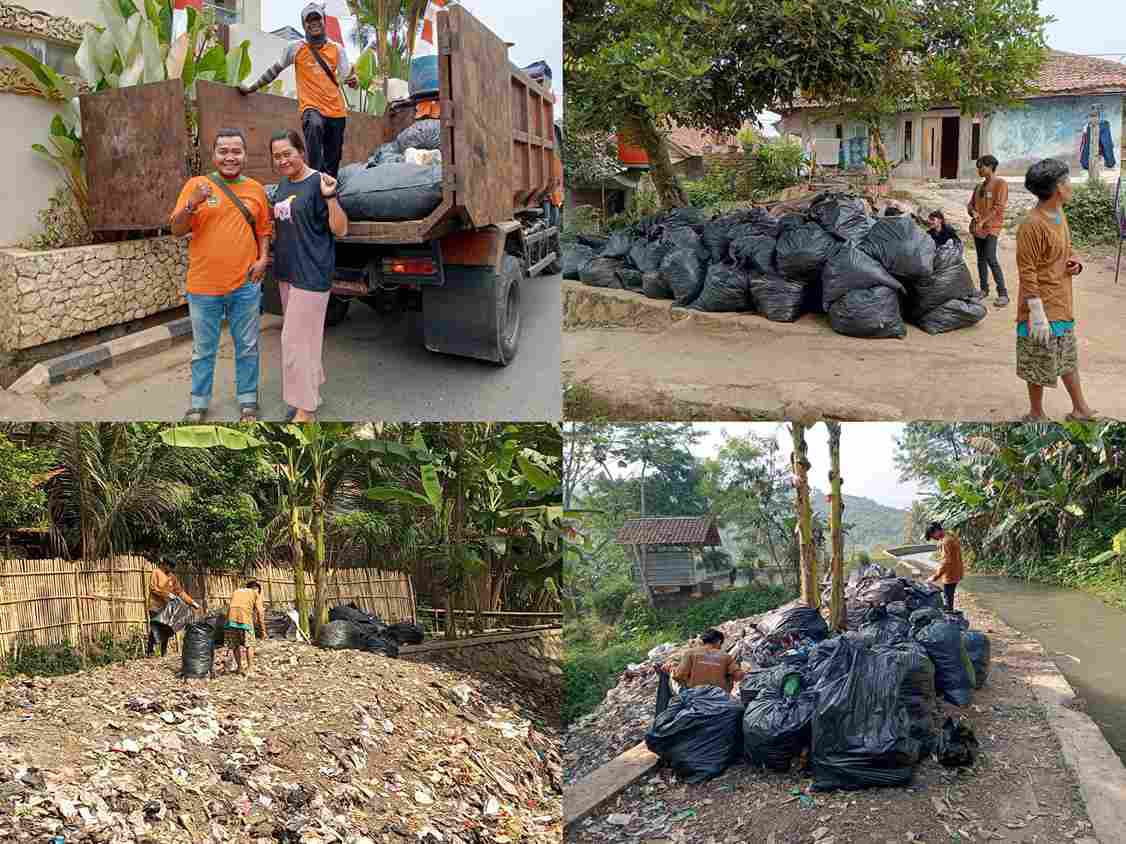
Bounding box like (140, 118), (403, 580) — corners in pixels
(269, 129), (349, 421)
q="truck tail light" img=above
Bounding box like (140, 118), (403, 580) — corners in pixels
(384, 258), (436, 275)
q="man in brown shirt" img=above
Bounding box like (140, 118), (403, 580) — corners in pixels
(925, 522), (964, 611)
(967, 155), (1010, 306)
(224, 580), (267, 676)
(660, 629), (744, 693)
(1015, 158), (1096, 422)
(147, 559), (200, 657)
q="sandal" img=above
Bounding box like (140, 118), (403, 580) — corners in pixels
(1065, 411), (1100, 422)
(239, 403), (259, 423)
(1021, 414), (1050, 422)
(183, 408), (207, 423)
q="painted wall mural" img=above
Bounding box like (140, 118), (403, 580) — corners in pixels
(987, 95), (1122, 171)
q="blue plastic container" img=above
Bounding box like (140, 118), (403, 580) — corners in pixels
(409, 55), (440, 98)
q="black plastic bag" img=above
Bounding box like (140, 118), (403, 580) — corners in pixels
(664, 206), (705, 227)
(861, 216), (936, 282)
(854, 577), (908, 607)
(905, 582), (945, 613)
(580, 257), (625, 289)
(739, 664), (804, 706)
(562, 244), (596, 280)
(692, 264), (752, 312)
(394, 118), (442, 152)
(811, 638), (922, 790)
(743, 687), (817, 771)
(368, 141), (403, 167)
(338, 162), (443, 222)
(776, 222), (836, 282)
(886, 601), (910, 618)
(962, 631), (991, 688)
(911, 240), (975, 317)
(916, 299), (987, 334)
(361, 635), (400, 657)
(858, 607), (913, 646)
(829, 286), (907, 339)
(806, 633), (866, 689)
(729, 232), (778, 274)
(577, 233), (608, 251)
(154, 597), (193, 633)
(944, 611), (970, 630)
(644, 686), (745, 784)
(741, 207), (782, 238)
(656, 671), (672, 717)
(617, 268), (644, 290)
(701, 220), (734, 263)
(873, 641), (937, 760)
(329, 602), (384, 626)
(602, 230), (634, 259)
(642, 271), (673, 299)
(913, 618), (975, 706)
(659, 248), (706, 305)
(909, 607), (943, 629)
(318, 620), (358, 650)
(777, 213), (806, 235)
(821, 242), (906, 310)
(661, 227), (707, 261)
(811, 195), (875, 243)
(938, 717), (979, 767)
(629, 240), (672, 274)
(757, 605), (829, 641)
(181, 622), (215, 678)
(336, 163), (366, 191)
(749, 273), (805, 322)
(204, 612), (228, 647)
(387, 622), (425, 645)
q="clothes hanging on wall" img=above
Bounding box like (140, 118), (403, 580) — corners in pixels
(1080, 120), (1117, 170)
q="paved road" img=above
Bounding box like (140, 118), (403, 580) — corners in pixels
(14, 274), (561, 421)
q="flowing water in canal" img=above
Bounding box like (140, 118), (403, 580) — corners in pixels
(890, 549), (1126, 764)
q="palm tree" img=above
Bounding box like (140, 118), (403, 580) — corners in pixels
(47, 423), (198, 560)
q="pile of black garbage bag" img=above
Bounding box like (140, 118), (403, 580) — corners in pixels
(563, 194), (987, 338)
(316, 602), (427, 657)
(644, 577), (991, 788)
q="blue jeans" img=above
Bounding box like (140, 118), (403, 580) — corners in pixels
(186, 280), (261, 410)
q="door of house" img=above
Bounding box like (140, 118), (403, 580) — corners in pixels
(921, 118), (942, 179)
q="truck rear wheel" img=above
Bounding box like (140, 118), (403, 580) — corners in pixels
(422, 254), (523, 365)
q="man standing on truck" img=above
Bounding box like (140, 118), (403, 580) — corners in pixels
(171, 128), (272, 422)
(238, 3), (356, 178)
(925, 522), (964, 611)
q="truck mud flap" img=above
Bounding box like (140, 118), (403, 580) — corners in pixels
(422, 255), (522, 365)
(261, 269), (284, 317)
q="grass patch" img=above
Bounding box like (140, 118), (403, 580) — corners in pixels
(563, 585), (793, 725)
(1, 631), (147, 678)
(562, 381), (615, 421)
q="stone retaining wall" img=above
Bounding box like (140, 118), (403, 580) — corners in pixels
(0, 237), (187, 352)
(402, 626), (562, 691)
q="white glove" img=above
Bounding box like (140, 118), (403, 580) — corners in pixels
(1027, 297), (1051, 346)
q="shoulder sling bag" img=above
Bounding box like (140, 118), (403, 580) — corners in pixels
(206, 173), (256, 237)
(306, 42), (338, 86)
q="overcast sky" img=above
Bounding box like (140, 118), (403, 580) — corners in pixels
(688, 423), (922, 511)
(263, 1), (563, 105)
(1041, 0), (1126, 60)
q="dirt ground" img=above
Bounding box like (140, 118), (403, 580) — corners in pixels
(563, 187), (1126, 422)
(564, 591), (1099, 844)
(0, 637), (561, 843)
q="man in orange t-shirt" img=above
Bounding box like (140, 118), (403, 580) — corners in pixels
(967, 154), (1010, 307)
(925, 522), (965, 611)
(239, 3), (356, 177)
(170, 128), (272, 422)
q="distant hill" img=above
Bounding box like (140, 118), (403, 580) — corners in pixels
(812, 489), (908, 554)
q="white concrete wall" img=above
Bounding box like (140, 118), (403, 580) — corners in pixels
(230, 23), (297, 97)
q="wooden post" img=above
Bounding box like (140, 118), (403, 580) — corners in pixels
(73, 560), (86, 666)
(1090, 107), (1103, 183)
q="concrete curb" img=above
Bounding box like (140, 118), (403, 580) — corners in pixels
(8, 317), (192, 395)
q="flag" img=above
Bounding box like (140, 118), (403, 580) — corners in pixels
(420, 0), (448, 47)
(173, 0), (202, 9)
(324, 15), (344, 45)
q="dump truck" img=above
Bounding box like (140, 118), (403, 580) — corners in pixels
(79, 5), (559, 366)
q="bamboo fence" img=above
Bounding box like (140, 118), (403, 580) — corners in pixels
(0, 556), (414, 658)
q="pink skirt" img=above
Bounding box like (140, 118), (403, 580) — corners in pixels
(279, 282), (329, 412)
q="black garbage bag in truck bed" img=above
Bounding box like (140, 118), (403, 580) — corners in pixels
(338, 162), (443, 222)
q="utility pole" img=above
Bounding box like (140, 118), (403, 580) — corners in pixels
(1089, 106), (1103, 184)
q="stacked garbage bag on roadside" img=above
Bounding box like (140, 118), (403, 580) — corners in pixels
(563, 193), (987, 338)
(265, 120), (444, 222)
(315, 602), (427, 657)
(644, 574), (991, 788)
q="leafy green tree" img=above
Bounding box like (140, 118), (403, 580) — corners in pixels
(0, 433), (54, 537)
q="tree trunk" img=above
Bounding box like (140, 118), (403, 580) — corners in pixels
(292, 524), (309, 638)
(790, 423), (819, 608)
(622, 111), (688, 209)
(826, 422), (846, 631)
(311, 503), (328, 638)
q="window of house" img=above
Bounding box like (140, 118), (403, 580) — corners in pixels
(903, 120), (913, 161)
(0, 34), (80, 78)
(971, 122), (982, 161)
(834, 124), (843, 140)
(204, 0), (242, 26)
